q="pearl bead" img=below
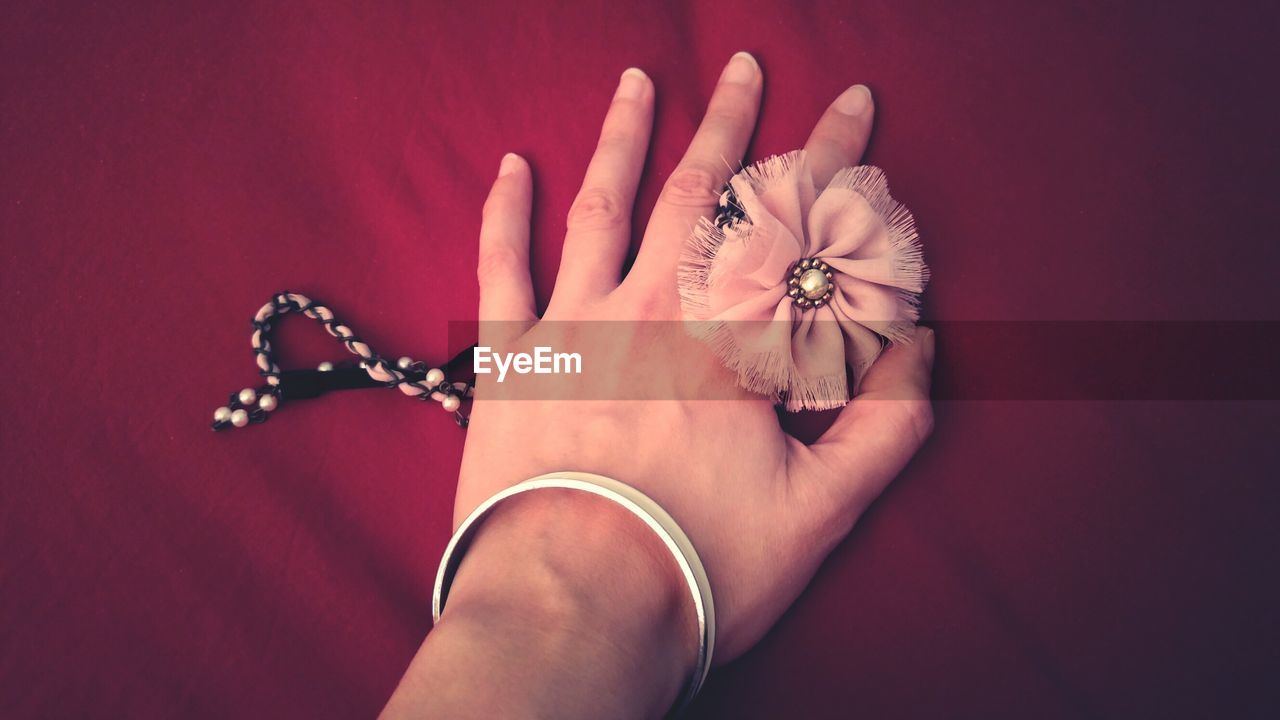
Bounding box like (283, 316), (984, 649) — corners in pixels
(397, 356), (412, 370)
(317, 361), (334, 372)
(258, 394), (278, 412)
(238, 388), (257, 405)
(798, 268), (830, 300)
(230, 409), (249, 427)
(441, 395), (461, 412)
(214, 406), (231, 423)
(425, 368), (445, 386)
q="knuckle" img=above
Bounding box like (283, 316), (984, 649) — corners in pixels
(595, 130), (633, 154)
(701, 107), (741, 131)
(566, 187), (628, 232)
(606, 94), (644, 116)
(661, 164), (721, 208)
(475, 245), (522, 284)
(807, 135), (847, 158)
(631, 290), (674, 320)
(895, 399), (935, 446)
(481, 185), (514, 220)
(595, 101), (643, 148)
(610, 282), (677, 320)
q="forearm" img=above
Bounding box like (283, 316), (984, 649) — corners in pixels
(381, 490), (697, 720)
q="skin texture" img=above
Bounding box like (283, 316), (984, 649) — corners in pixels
(381, 53), (934, 719)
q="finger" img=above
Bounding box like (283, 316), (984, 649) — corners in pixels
(806, 326), (936, 514)
(551, 68), (655, 308)
(802, 84), (875, 190)
(477, 153), (536, 345)
(627, 51), (763, 289)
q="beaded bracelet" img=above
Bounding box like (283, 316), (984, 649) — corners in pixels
(211, 291), (473, 431)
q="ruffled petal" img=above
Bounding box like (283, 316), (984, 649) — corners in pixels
(730, 150), (816, 246)
(835, 318), (886, 393)
(819, 166), (928, 292)
(686, 298), (795, 398)
(708, 214), (803, 305)
(831, 273), (919, 344)
(787, 309), (848, 410)
(806, 186), (887, 260)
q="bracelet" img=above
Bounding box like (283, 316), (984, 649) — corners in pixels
(431, 472), (716, 715)
(209, 291), (475, 431)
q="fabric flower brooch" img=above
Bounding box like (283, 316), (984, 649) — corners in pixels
(678, 150), (929, 411)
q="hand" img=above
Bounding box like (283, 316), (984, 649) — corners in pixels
(383, 52), (934, 719)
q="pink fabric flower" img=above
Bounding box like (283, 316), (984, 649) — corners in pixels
(678, 150), (929, 411)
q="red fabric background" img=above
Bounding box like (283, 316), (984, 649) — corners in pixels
(3, 1), (1278, 717)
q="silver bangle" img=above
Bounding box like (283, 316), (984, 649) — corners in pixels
(432, 471), (716, 714)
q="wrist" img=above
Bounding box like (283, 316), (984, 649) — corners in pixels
(399, 488), (698, 719)
(454, 489), (697, 695)
(459, 488), (689, 607)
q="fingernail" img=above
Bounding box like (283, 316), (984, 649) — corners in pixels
(721, 51), (759, 84)
(921, 327), (935, 368)
(617, 68), (648, 100)
(834, 84), (872, 115)
(499, 152), (521, 177)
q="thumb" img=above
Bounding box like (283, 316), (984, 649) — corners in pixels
(807, 326), (935, 516)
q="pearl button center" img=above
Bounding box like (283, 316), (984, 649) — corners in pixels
(798, 268), (830, 300)
(787, 258), (835, 309)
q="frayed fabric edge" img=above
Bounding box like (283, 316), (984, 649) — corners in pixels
(684, 318), (789, 399)
(783, 371), (849, 412)
(829, 165), (931, 299)
(732, 149), (807, 196)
